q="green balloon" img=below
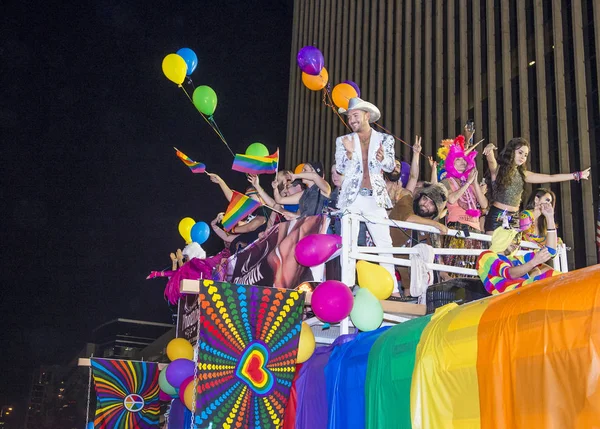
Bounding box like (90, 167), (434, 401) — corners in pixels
(192, 85), (218, 116)
(159, 366), (178, 396)
(245, 142), (269, 157)
(350, 288), (384, 332)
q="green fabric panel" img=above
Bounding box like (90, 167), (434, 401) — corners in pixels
(365, 315), (433, 429)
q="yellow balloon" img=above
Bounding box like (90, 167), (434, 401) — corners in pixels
(166, 338), (194, 361)
(302, 67), (329, 91)
(356, 260), (394, 300)
(296, 322), (316, 363)
(178, 217), (196, 244)
(183, 380), (195, 411)
(162, 53), (187, 85)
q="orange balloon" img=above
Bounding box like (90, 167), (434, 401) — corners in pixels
(332, 83), (358, 110)
(294, 163), (305, 174)
(302, 67), (328, 91)
(183, 381), (195, 411)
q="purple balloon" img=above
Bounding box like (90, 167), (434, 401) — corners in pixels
(311, 280), (354, 323)
(159, 390), (172, 402)
(342, 80), (361, 97)
(297, 46), (324, 76)
(168, 399), (186, 429)
(295, 234), (342, 267)
(166, 359), (195, 388)
(400, 162), (410, 188)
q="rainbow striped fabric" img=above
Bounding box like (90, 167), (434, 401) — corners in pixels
(174, 147), (206, 173)
(91, 358), (160, 429)
(221, 191), (261, 232)
(288, 265), (600, 429)
(231, 149), (279, 174)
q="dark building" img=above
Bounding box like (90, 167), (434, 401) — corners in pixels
(285, 0), (600, 268)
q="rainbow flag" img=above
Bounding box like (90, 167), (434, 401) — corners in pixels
(222, 191), (261, 231)
(174, 147), (206, 173)
(231, 149), (279, 174)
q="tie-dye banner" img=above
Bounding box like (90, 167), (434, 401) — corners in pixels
(193, 280), (305, 429)
(91, 358), (160, 429)
(289, 265), (600, 429)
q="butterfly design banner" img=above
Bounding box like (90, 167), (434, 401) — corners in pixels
(91, 358), (160, 429)
(194, 280), (305, 429)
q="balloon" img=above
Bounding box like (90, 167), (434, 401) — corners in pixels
(166, 338), (194, 361)
(159, 367), (178, 397)
(87, 423), (95, 429)
(356, 260), (394, 300)
(302, 67), (329, 91)
(168, 399), (187, 428)
(350, 288), (384, 331)
(178, 217), (196, 244)
(166, 358), (195, 388)
(176, 48), (198, 75)
(179, 376), (194, 393)
(192, 85), (217, 116)
(159, 390), (172, 401)
(310, 280), (354, 323)
(297, 322), (316, 363)
(294, 163), (305, 174)
(297, 46), (325, 75)
(295, 234), (342, 267)
(245, 142), (269, 157)
(190, 222), (210, 245)
(400, 162), (410, 188)
(342, 80), (361, 97)
(332, 83), (358, 110)
(182, 380), (197, 411)
(162, 54), (187, 85)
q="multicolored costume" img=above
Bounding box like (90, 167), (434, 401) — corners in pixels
(438, 135), (483, 277)
(476, 249), (559, 294)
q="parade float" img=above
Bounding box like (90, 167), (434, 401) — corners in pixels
(80, 46), (599, 429)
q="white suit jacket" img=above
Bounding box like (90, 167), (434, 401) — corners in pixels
(334, 129), (395, 209)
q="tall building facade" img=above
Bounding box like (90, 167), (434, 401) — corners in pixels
(285, 0), (600, 268)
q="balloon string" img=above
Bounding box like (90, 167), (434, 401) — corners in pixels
(180, 86), (235, 158)
(322, 88), (351, 131)
(208, 117), (235, 157)
(372, 123), (428, 159)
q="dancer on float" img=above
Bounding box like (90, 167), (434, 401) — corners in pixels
(437, 134), (488, 276)
(477, 203), (560, 295)
(334, 97), (399, 294)
(482, 137), (590, 234)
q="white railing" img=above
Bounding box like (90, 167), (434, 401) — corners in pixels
(338, 212), (569, 334)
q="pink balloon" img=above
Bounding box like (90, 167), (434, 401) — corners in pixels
(159, 390), (172, 401)
(310, 280), (354, 323)
(178, 376), (194, 401)
(295, 234), (342, 267)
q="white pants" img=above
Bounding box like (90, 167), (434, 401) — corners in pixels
(344, 194), (399, 293)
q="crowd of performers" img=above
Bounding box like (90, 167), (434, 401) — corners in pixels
(160, 96), (591, 303)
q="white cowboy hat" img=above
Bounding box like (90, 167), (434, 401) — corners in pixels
(338, 97), (381, 123)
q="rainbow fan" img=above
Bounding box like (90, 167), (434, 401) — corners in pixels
(91, 358), (160, 429)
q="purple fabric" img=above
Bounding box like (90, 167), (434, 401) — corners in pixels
(147, 248), (231, 305)
(294, 333), (358, 429)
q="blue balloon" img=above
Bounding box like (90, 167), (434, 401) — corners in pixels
(190, 221), (210, 245)
(176, 48), (198, 75)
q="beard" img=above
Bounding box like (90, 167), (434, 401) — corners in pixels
(385, 170), (401, 182)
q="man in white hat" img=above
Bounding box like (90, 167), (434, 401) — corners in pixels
(335, 97), (399, 294)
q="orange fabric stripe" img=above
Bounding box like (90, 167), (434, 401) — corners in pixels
(476, 265), (600, 428)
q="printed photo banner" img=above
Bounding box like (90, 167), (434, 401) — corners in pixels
(217, 215), (329, 289)
(194, 279), (305, 429)
(91, 358), (160, 429)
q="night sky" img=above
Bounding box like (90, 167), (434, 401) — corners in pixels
(1, 0), (293, 406)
